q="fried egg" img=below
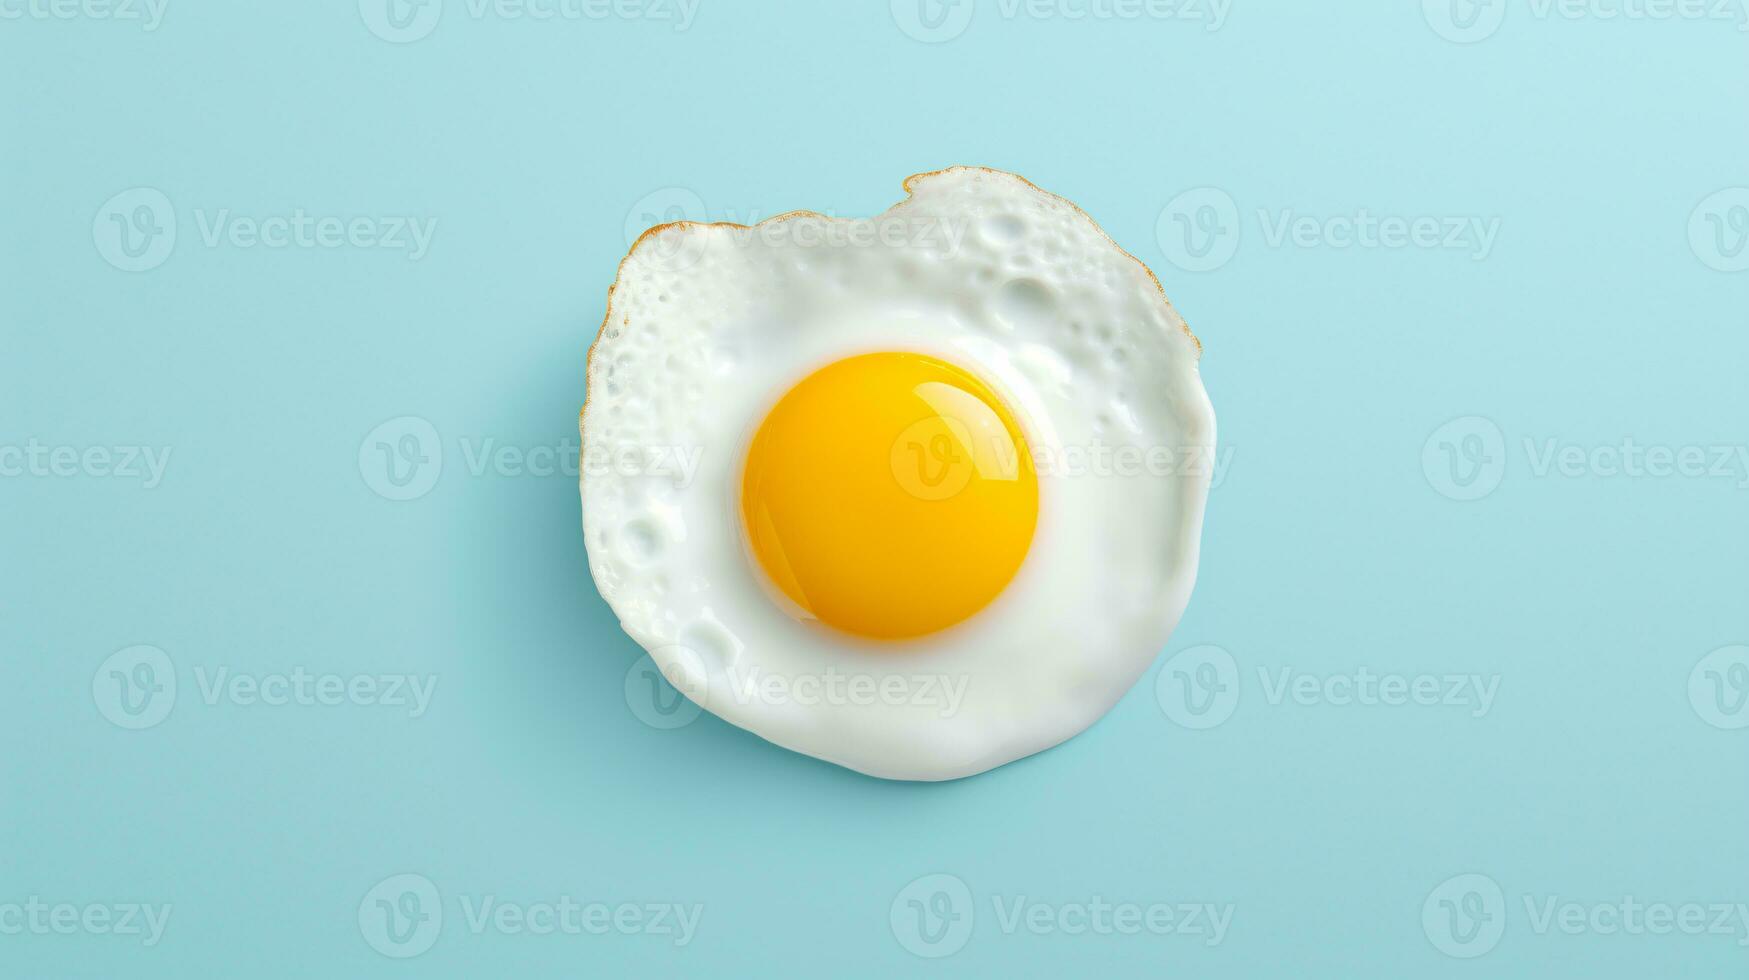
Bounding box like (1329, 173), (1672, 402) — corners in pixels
(582, 167), (1214, 781)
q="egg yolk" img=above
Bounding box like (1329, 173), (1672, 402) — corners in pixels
(740, 351), (1038, 640)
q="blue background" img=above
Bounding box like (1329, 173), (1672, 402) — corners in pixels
(4, 1), (1745, 976)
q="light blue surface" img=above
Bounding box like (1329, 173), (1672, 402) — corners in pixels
(4, 2), (1746, 976)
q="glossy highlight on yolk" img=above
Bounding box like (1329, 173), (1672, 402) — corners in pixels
(739, 351), (1038, 640)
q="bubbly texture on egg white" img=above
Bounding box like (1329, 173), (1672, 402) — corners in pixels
(582, 167), (1215, 781)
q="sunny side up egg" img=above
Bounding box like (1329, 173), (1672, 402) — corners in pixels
(581, 168), (1215, 781)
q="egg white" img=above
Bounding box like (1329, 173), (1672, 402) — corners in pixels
(582, 167), (1215, 781)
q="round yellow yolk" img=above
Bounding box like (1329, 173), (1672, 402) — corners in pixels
(740, 352), (1038, 640)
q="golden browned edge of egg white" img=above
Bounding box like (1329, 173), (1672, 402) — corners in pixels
(578, 167), (1205, 478)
